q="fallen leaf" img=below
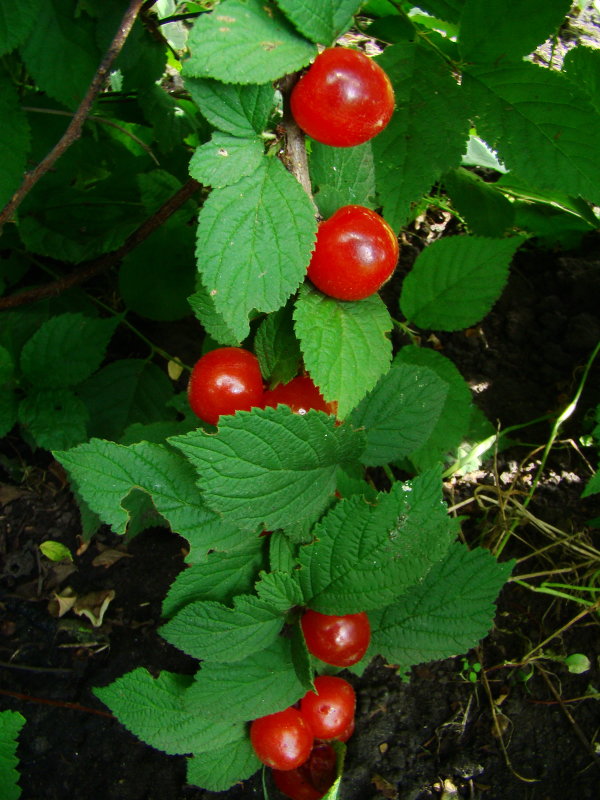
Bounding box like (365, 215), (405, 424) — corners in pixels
(74, 589), (116, 627)
(91, 549), (133, 568)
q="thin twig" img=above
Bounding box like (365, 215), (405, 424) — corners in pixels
(279, 73), (319, 215)
(0, 179), (201, 311)
(0, 0), (145, 233)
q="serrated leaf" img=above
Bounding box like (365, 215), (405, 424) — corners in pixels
(349, 362), (449, 466)
(94, 669), (244, 755)
(0, 710), (25, 800)
(254, 304), (301, 386)
(400, 235), (523, 331)
(20, 313), (117, 389)
(189, 133), (264, 188)
(395, 345), (473, 471)
(185, 77), (276, 137)
(462, 62), (600, 206)
(78, 359), (175, 442)
(461, 135), (507, 172)
(172, 406), (365, 531)
(187, 737), (261, 792)
(159, 591), (286, 663)
(369, 544), (514, 672)
(54, 439), (244, 554)
(162, 539), (265, 618)
(18, 389), (89, 450)
(274, 0), (361, 44)
(298, 471), (455, 613)
(294, 283), (392, 418)
(415, 0), (464, 23)
(187, 286), (241, 346)
(196, 158), (317, 341)
(119, 221), (196, 321)
(458, 0), (570, 64)
(373, 41), (469, 229)
(269, 532), (296, 573)
(443, 168), (515, 237)
(19, 0), (100, 110)
(564, 46), (600, 114)
(582, 470), (600, 499)
(309, 141), (377, 218)
(183, 0), (316, 84)
(256, 569), (303, 609)
(0, 0), (42, 56)
(0, 75), (30, 211)
(187, 638), (305, 721)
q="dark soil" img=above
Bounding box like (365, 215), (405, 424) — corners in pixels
(2, 232), (600, 800)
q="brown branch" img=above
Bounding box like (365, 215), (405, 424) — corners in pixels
(0, 0), (145, 234)
(279, 73), (319, 216)
(0, 179), (201, 311)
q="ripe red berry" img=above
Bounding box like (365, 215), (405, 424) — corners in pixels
(300, 676), (355, 741)
(187, 346), (264, 425)
(290, 47), (395, 148)
(307, 205), (399, 301)
(250, 707), (314, 771)
(262, 375), (335, 416)
(301, 610), (371, 667)
(272, 742), (337, 800)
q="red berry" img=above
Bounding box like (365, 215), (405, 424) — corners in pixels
(290, 48), (395, 148)
(187, 346), (264, 425)
(301, 610), (371, 667)
(300, 676), (355, 741)
(272, 742), (337, 800)
(250, 707), (314, 771)
(262, 375), (335, 416)
(307, 205), (399, 301)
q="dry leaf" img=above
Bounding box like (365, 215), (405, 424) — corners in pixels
(91, 548), (133, 568)
(74, 589), (116, 627)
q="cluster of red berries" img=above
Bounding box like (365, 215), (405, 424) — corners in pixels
(187, 346), (335, 426)
(292, 47), (398, 302)
(250, 610), (370, 799)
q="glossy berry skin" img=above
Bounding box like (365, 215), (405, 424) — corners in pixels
(262, 375), (335, 416)
(301, 610), (371, 667)
(250, 708), (314, 771)
(300, 676), (356, 741)
(187, 347), (264, 425)
(290, 48), (395, 147)
(307, 205), (399, 301)
(272, 742), (337, 800)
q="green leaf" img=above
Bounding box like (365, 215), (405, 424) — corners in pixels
(0, 0), (42, 55)
(254, 304), (301, 386)
(186, 78), (276, 137)
(294, 284), (392, 418)
(94, 669), (244, 756)
(400, 235), (523, 331)
(0, 710), (25, 800)
(564, 46), (600, 114)
(119, 221), (197, 321)
(39, 541), (73, 562)
(298, 471), (455, 613)
(189, 133), (264, 188)
(414, 0), (464, 23)
(0, 74), (30, 211)
(582, 470), (600, 499)
(54, 439), (244, 554)
(187, 736), (261, 792)
(196, 157), (317, 341)
(369, 545), (514, 672)
(461, 135), (507, 173)
(0, 346), (18, 438)
(171, 406), (365, 531)
(458, 0), (571, 64)
(20, 313), (117, 389)
(159, 576), (290, 663)
(349, 362), (449, 466)
(19, 0), (100, 110)
(373, 41), (469, 229)
(187, 286), (242, 346)
(18, 389), (89, 450)
(183, 0), (316, 84)
(309, 141), (377, 218)
(395, 345), (474, 471)
(78, 359), (175, 442)
(462, 62), (600, 205)
(443, 168), (515, 237)
(274, 0), (361, 44)
(187, 638), (305, 722)
(162, 539), (265, 617)
(138, 85), (196, 154)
